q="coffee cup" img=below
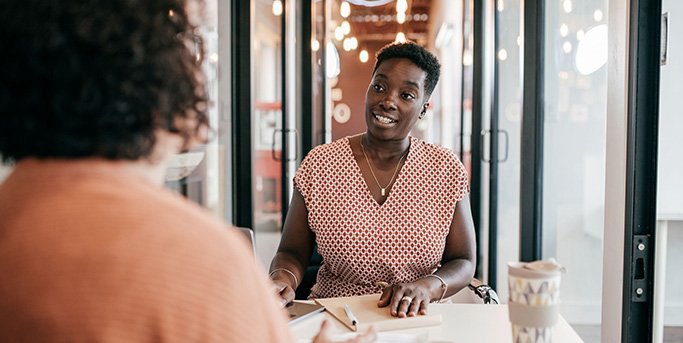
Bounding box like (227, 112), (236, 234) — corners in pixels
(508, 259), (566, 343)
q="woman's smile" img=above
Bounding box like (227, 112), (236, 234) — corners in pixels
(373, 112), (398, 124)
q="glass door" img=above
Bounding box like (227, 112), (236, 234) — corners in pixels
(490, 0), (522, 302)
(540, 0), (609, 340)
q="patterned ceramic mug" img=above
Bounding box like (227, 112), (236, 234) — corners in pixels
(508, 260), (565, 343)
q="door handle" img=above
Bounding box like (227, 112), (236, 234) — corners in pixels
(272, 128), (298, 162)
(480, 129), (509, 163)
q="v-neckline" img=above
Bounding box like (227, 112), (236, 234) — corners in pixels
(345, 136), (412, 208)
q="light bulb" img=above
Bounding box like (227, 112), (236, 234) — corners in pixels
(340, 1), (351, 18)
(396, 0), (408, 13)
(395, 32), (406, 43)
(341, 21), (350, 35)
(562, 0), (573, 13)
(560, 23), (569, 37)
(563, 41), (572, 54)
(272, 0), (283, 16)
(334, 27), (344, 41)
(360, 49), (369, 63)
(498, 49), (508, 61)
(311, 39), (320, 51)
(397, 12), (405, 24)
(594, 9), (603, 22)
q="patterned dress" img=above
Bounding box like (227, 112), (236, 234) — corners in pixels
(294, 136), (469, 298)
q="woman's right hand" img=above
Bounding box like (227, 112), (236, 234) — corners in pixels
(271, 278), (296, 308)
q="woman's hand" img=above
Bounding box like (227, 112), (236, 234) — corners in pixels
(377, 279), (434, 318)
(271, 278), (296, 308)
(312, 320), (377, 343)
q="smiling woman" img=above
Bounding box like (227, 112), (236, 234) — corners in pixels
(269, 41), (477, 320)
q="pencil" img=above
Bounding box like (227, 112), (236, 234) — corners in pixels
(343, 304), (358, 326)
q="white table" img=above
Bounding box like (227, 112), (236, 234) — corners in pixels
(290, 303), (585, 343)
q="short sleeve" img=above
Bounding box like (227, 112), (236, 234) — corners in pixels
(444, 150), (470, 203)
(293, 149), (316, 204)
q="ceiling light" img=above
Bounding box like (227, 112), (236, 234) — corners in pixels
(311, 39), (320, 52)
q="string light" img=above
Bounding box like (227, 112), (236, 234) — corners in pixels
(594, 9), (603, 22)
(272, 0), (283, 16)
(498, 48), (508, 61)
(560, 23), (569, 37)
(396, 0), (408, 13)
(562, 0), (573, 13)
(563, 41), (573, 54)
(397, 12), (405, 24)
(334, 27), (344, 41)
(395, 32), (406, 43)
(340, 1), (351, 18)
(360, 49), (369, 63)
(311, 39), (320, 51)
(341, 21), (350, 35)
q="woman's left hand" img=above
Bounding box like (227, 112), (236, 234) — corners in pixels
(377, 279), (434, 318)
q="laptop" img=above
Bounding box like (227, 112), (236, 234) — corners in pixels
(287, 301), (325, 325)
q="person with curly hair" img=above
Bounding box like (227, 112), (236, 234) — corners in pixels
(269, 41), (476, 318)
(0, 1), (377, 342)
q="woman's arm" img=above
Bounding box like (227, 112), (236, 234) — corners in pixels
(378, 195), (476, 317)
(269, 187), (316, 307)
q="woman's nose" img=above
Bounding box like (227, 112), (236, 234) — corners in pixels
(379, 93), (398, 111)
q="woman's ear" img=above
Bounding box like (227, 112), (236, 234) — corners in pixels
(419, 102), (429, 119)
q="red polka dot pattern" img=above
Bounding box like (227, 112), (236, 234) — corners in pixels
(294, 136), (469, 298)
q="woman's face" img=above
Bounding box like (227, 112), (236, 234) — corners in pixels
(364, 57), (429, 141)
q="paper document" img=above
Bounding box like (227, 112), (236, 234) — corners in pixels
(314, 294), (442, 332)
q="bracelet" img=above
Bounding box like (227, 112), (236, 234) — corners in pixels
(269, 268), (298, 288)
(423, 274), (448, 303)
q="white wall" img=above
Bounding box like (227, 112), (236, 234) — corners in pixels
(659, 0), (683, 327)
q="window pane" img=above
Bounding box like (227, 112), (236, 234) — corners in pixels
(542, 0), (609, 341)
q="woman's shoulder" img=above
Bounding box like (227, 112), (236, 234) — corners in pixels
(411, 137), (461, 163)
(302, 136), (352, 160)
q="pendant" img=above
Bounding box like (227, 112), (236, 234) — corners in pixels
(381, 188), (386, 196)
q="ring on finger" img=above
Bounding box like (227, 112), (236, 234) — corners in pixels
(401, 296), (413, 303)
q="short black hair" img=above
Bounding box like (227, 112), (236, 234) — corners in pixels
(0, 0), (208, 162)
(372, 41), (441, 98)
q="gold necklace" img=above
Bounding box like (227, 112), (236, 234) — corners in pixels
(360, 134), (409, 197)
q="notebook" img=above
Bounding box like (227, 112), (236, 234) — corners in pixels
(314, 294), (442, 332)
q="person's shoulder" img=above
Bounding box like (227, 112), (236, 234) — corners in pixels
(412, 137), (460, 162)
(302, 136), (352, 160)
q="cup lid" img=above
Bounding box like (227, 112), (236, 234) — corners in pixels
(525, 258), (567, 273)
(508, 258), (566, 278)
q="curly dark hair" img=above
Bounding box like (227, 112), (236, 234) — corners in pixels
(373, 41), (441, 98)
(0, 0), (208, 162)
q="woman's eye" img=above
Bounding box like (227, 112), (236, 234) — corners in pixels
(403, 93), (415, 100)
(373, 84), (384, 91)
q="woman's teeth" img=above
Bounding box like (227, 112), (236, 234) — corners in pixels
(375, 114), (396, 124)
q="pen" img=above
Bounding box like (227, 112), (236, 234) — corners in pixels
(343, 305), (358, 326)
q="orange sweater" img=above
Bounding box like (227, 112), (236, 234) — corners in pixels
(0, 158), (293, 343)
